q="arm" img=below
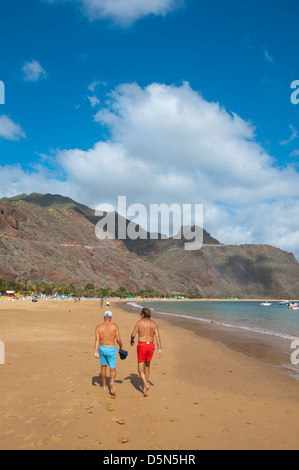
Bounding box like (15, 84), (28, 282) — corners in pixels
(94, 326), (100, 358)
(130, 322), (139, 346)
(115, 325), (123, 350)
(155, 325), (162, 358)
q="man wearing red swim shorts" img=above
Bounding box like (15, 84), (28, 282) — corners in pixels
(130, 308), (162, 397)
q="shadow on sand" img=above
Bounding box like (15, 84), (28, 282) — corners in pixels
(92, 375), (122, 396)
(92, 373), (154, 396)
(124, 373), (154, 395)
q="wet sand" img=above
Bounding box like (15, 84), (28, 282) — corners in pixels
(121, 302), (299, 380)
(0, 298), (299, 450)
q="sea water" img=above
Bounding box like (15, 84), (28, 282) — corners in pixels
(127, 300), (299, 380)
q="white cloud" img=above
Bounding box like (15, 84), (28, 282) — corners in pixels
(290, 149), (299, 158)
(22, 59), (47, 82)
(264, 47), (274, 63)
(0, 115), (26, 141)
(2, 81), (299, 260)
(93, 82), (299, 206)
(280, 124), (298, 146)
(88, 80), (106, 92)
(87, 95), (100, 107)
(44, 0), (181, 25)
(0, 164), (70, 198)
(54, 82), (299, 257)
(86, 81), (104, 107)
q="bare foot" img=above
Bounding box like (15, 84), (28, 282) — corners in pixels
(102, 385), (106, 391)
(110, 383), (116, 396)
(143, 384), (149, 397)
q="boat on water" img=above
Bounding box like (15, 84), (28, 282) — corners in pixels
(260, 301), (272, 306)
(279, 300), (290, 305)
(289, 303), (299, 310)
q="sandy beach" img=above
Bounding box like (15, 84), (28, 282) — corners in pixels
(0, 298), (299, 450)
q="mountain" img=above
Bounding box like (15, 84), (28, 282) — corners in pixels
(0, 193), (189, 292)
(0, 193), (299, 298)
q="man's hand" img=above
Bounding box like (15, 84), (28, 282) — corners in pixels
(157, 349), (162, 359)
(94, 352), (99, 359)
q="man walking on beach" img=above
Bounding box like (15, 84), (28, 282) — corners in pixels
(94, 310), (123, 396)
(130, 308), (162, 397)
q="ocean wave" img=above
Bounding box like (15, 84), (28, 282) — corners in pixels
(127, 302), (144, 309)
(150, 309), (299, 342)
(127, 302), (154, 310)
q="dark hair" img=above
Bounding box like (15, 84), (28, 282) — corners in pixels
(141, 307), (151, 318)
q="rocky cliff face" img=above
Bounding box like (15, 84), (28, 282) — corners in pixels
(147, 243), (299, 298)
(0, 193), (298, 298)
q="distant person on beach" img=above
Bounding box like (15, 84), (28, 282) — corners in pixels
(94, 310), (123, 396)
(130, 307), (162, 397)
(106, 298), (110, 307)
(100, 298), (103, 308)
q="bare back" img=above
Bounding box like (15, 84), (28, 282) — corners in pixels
(136, 318), (157, 342)
(96, 321), (119, 347)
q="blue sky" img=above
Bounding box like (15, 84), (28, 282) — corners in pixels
(0, 0), (299, 258)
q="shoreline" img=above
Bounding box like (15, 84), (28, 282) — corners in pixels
(119, 300), (299, 382)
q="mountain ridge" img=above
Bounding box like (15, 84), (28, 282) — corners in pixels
(0, 193), (298, 298)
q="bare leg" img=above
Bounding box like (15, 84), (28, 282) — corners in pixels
(138, 362), (149, 396)
(110, 368), (116, 396)
(101, 365), (107, 391)
(145, 361), (151, 382)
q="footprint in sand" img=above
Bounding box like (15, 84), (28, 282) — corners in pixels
(105, 403), (115, 412)
(116, 419), (126, 425)
(85, 406), (93, 414)
(117, 437), (129, 444)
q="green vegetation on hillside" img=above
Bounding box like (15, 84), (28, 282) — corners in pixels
(0, 275), (206, 299)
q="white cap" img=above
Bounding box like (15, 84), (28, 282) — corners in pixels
(104, 310), (112, 318)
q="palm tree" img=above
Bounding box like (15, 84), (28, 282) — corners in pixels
(22, 278), (30, 291)
(32, 281), (42, 295)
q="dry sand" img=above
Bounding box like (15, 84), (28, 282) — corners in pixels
(0, 298), (299, 450)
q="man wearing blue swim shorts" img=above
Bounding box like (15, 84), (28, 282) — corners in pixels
(94, 310), (123, 396)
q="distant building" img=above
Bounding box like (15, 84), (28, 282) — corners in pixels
(6, 291), (15, 298)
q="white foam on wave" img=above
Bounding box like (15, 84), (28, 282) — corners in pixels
(150, 308), (299, 342)
(127, 302), (154, 310)
(127, 302), (144, 309)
